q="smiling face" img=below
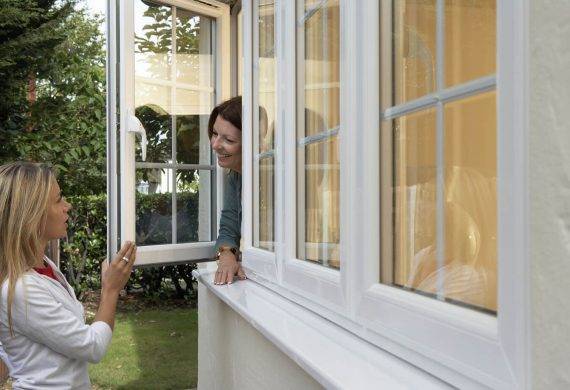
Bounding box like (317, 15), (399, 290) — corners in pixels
(42, 180), (72, 241)
(210, 115), (242, 172)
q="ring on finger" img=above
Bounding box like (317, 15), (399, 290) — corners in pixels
(122, 256), (129, 263)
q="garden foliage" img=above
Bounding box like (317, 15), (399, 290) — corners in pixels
(0, 1), (200, 301)
(63, 193), (198, 301)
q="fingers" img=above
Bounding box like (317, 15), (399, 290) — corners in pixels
(115, 241), (132, 262)
(214, 264), (246, 285)
(237, 265), (247, 280)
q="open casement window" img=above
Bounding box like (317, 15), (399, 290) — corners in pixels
(113, 0), (230, 266)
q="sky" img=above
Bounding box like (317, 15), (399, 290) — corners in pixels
(83, 0), (106, 17)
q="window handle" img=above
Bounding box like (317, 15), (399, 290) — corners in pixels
(128, 110), (148, 161)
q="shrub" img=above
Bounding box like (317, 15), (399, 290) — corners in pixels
(61, 193), (201, 302)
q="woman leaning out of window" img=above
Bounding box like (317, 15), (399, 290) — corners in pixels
(208, 96), (247, 285)
(0, 161), (137, 389)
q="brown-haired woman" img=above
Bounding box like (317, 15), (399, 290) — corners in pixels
(208, 96), (247, 285)
(0, 161), (137, 389)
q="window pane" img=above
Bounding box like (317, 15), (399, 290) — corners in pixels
(135, 100), (172, 164)
(255, 157), (275, 251)
(296, 0), (340, 269)
(445, 0), (496, 87)
(443, 91), (497, 312)
(381, 0), (436, 110)
(297, 137), (340, 269)
(298, 0), (340, 137)
(383, 109), (437, 288)
(136, 168), (173, 246)
(176, 114), (211, 165)
(134, 1), (172, 81)
(176, 10), (214, 86)
(177, 170), (213, 243)
(259, 0), (276, 152)
(253, 0), (276, 252)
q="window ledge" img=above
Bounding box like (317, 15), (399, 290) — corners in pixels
(193, 268), (450, 389)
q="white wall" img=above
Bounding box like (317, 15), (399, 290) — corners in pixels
(197, 283), (323, 390)
(530, 1), (570, 388)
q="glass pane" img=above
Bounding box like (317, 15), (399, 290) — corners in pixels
(382, 0), (436, 109)
(443, 91), (497, 312)
(298, 0), (340, 137)
(255, 157), (275, 251)
(136, 168), (173, 246)
(386, 109), (437, 289)
(445, 0), (496, 87)
(297, 137), (340, 269)
(135, 100), (172, 163)
(177, 170), (212, 243)
(134, 1), (172, 81)
(176, 115), (211, 165)
(176, 10), (214, 86)
(259, 0), (276, 152)
(174, 89), (213, 116)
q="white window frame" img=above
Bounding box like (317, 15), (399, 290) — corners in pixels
(114, 0), (230, 266)
(243, 0), (350, 310)
(241, 0), (279, 281)
(242, 0), (530, 388)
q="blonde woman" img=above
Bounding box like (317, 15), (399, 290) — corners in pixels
(0, 162), (136, 389)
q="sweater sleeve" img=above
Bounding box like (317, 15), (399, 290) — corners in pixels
(7, 277), (112, 363)
(215, 171), (242, 252)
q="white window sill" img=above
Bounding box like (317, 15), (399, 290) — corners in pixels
(193, 268), (450, 389)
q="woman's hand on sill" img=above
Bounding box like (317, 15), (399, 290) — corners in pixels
(214, 252), (247, 285)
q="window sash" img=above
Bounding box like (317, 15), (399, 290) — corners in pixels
(241, 0), (529, 387)
(114, 0), (230, 265)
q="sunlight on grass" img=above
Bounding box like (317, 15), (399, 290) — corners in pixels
(89, 308), (198, 390)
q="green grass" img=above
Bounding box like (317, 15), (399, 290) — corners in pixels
(89, 308), (198, 390)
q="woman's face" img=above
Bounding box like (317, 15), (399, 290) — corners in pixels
(42, 180), (72, 241)
(211, 115), (242, 172)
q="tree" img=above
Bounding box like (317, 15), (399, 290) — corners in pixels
(2, 5), (108, 196)
(0, 0), (75, 161)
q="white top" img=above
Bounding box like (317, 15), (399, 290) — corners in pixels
(0, 257), (112, 389)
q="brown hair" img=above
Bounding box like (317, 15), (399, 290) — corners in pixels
(208, 96), (242, 139)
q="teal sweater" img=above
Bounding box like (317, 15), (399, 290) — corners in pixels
(215, 170), (242, 252)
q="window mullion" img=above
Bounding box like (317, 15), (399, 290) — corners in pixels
(435, 0), (445, 301)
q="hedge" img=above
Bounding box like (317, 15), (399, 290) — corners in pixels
(61, 192), (202, 302)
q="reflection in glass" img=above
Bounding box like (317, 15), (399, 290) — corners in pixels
(299, 0), (340, 137)
(136, 168), (173, 246)
(297, 137), (340, 269)
(390, 109), (437, 289)
(255, 157), (274, 251)
(383, 0), (436, 109)
(253, 0), (276, 252)
(445, 0), (496, 87)
(443, 91), (497, 311)
(258, 0), (276, 152)
(296, 0), (341, 268)
(176, 10), (214, 86)
(176, 115), (211, 165)
(135, 103), (172, 163)
(177, 170), (212, 243)
(134, 1), (172, 81)
(382, 95), (497, 314)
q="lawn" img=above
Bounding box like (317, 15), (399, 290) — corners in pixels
(89, 308), (198, 390)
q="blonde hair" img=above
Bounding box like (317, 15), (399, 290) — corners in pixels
(0, 162), (56, 334)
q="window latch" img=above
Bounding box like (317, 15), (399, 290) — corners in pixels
(127, 110), (148, 161)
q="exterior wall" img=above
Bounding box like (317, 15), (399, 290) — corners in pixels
(197, 283), (323, 390)
(530, 2), (570, 388)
